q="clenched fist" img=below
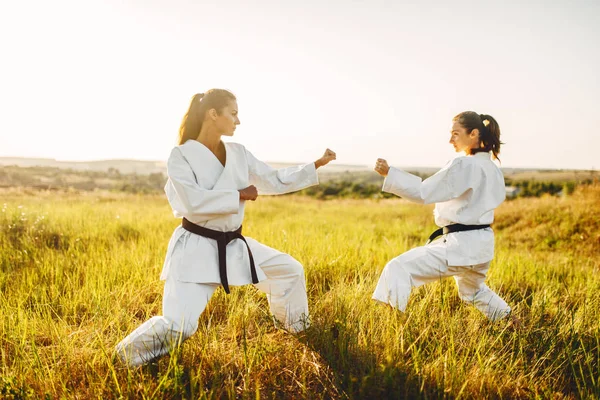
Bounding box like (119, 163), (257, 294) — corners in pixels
(239, 185), (258, 201)
(315, 148), (337, 169)
(374, 158), (390, 177)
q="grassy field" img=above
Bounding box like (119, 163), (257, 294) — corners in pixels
(503, 170), (597, 183)
(1, 185), (599, 399)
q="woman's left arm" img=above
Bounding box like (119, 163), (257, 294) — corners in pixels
(382, 158), (477, 204)
(245, 147), (336, 195)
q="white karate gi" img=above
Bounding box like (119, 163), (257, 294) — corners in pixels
(372, 152), (511, 321)
(116, 140), (318, 366)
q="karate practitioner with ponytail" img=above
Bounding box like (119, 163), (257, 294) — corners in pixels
(116, 89), (336, 366)
(372, 111), (512, 321)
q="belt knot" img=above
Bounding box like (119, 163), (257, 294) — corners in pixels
(181, 218), (258, 294)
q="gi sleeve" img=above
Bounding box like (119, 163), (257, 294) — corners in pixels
(245, 147), (319, 195)
(165, 147), (240, 219)
(382, 158), (477, 204)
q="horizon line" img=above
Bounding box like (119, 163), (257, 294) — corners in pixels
(0, 155), (596, 172)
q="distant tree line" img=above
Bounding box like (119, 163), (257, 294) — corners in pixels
(504, 178), (595, 198)
(299, 180), (396, 199)
(0, 165), (596, 199)
(299, 178), (595, 200)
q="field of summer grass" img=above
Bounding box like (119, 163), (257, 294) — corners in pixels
(1, 184), (599, 399)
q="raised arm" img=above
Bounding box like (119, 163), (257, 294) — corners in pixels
(375, 158), (476, 204)
(165, 147), (240, 220)
(245, 147), (336, 195)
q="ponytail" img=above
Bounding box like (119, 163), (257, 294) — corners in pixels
(453, 111), (504, 161)
(178, 93), (205, 145)
(477, 114), (502, 161)
(178, 89), (236, 145)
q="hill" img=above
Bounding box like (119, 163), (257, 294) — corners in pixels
(0, 157), (166, 175)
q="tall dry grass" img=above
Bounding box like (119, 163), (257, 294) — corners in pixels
(1, 185), (598, 399)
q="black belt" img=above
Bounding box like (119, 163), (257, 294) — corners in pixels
(426, 223), (491, 244)
(181, 218), (258, 294)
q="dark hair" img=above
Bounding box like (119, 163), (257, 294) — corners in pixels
(178, 89), (236, 145)
(453, 111), (503, 161)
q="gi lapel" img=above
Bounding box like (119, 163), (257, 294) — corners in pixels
(213, 143), (240, 190)
(180, 140), (227, 189)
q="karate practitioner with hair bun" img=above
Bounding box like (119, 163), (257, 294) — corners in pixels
(116, 89), (336, 367)
(372, 111), (513, 322)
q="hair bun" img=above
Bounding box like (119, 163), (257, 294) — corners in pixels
(196, 92), (205, 100)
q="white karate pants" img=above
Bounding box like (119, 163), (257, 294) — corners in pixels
(372, 240), (510, 321)
(115, 242), (309, 367)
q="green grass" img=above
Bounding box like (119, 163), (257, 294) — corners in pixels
(1, 185), (599, 399)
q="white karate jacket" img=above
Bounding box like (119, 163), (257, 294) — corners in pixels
(160, 140), (319, 284)
(382, 152), (506, 266)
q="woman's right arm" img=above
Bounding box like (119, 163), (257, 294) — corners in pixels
(165, 147), (240, 219)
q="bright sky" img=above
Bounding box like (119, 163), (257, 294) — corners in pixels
(1, 0), (599, 169)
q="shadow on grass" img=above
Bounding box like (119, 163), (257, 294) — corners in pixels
(298, 314), (445, 399)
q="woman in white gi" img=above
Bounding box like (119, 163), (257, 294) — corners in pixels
(372, 111), (511, 321)
(116, 89), (336, 366)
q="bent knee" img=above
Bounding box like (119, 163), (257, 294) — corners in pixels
(170, 320), (198, 339)
(383, 258), (411, 276)
(457, 291), (475, 302)
(285, 258), (305, 277)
